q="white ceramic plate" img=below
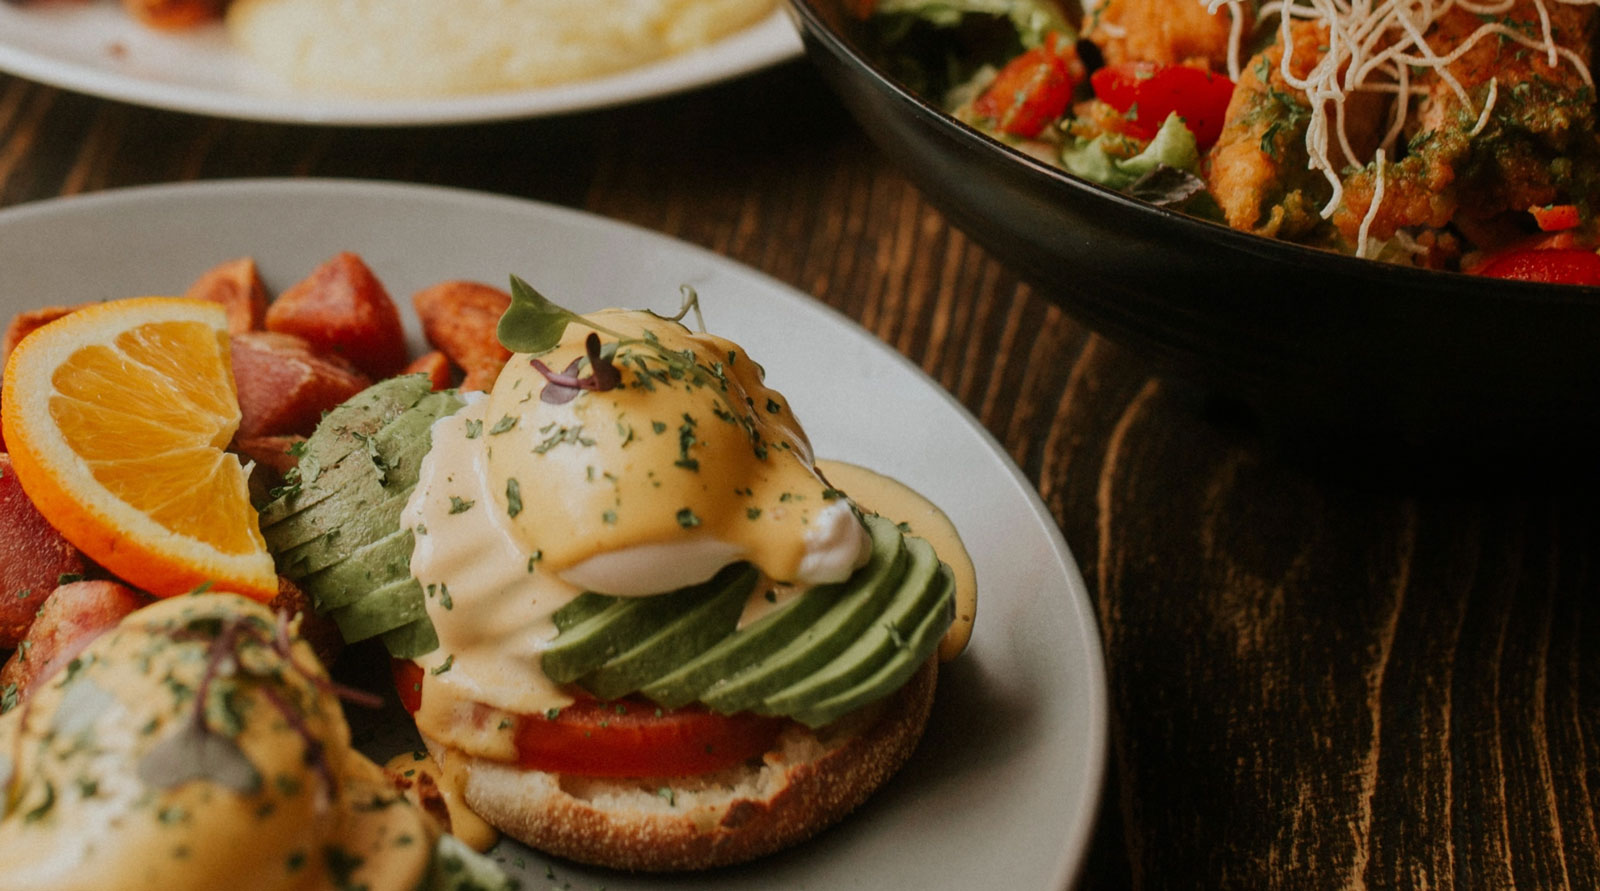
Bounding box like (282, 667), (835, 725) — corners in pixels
(0, 5), (801, 125)
(0, 179), (1107, 890)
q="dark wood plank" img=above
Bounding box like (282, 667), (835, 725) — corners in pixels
(1, 53), (1598, 891)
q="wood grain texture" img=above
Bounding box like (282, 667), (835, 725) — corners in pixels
(2, 55), (1599, 890)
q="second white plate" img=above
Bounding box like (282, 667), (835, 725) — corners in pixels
(0, 5), (801, 125)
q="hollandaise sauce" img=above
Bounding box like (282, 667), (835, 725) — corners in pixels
(404, 310), (872, 751)
(0, 595), (439, 891)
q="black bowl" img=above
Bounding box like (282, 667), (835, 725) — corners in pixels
(784, 0), (1600, 452)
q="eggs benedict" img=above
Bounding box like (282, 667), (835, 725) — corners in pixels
(263, 281), (973, 871)
(0, 593), (513, 891)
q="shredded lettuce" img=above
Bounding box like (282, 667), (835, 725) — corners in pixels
(1061, 113), (1200, 189)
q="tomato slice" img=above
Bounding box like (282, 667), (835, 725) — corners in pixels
(972, 32), (1081, 139)
(393, 659), (786, 778)
(513, 699), (785, 777)
(1090, 62), (1236, 150)
(1477, 247), (1600, 286)
(1529, 204), (1581, 233)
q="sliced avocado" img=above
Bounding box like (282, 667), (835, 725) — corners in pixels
(258, 374), (434, 527)
(296, 528), (416, 611)
(328, 575), (429, 643)
(382, 617), (441, 661)
(639, 514), (902, 711)
(553, 591), (615, 634)
(272, 490), (415, 578)
(789, 567), (955, 728)
(757, 535), (946, 717)
(576, 563), (759, 701)
(260, 407), (438, 546)
(259, 379), (464, 659)
(697, 515), (908, 714)
(540, 563), (755, 685)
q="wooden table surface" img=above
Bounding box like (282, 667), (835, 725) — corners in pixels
(3, 43), (1597, 891)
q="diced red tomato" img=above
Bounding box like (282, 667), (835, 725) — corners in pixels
(1476, 248), (1600, 286)
(1090, 61), (1236, 150)
(972, 33), (1082, 139)
(394, 659), (786, 778)
(1529, 204), (1581, 233)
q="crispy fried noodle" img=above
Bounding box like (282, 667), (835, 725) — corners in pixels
(1205, 0), (1598, 256)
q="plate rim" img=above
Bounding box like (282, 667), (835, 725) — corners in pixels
(0, 177), (1110, 889)
(0, 8), (803, 126)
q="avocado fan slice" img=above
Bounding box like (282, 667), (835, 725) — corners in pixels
(263, 387), (457, 555)
(294, 527), (415, 612)
(552, 592), (615, 633)
(789, 566), (955, 728)
(381, 617), (441, 661)
(635, 515), (904, 711)
(756, 534), (947, 717)
(258, 373), (434, 528)
(259, 377), (464, 658)
(327, 575), (431, 643)
(695, 515), (910, 715)
(574, 563), (759, 701)
(540, 562), (758, 685)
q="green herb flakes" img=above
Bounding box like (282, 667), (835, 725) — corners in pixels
(489, 415), (518, 435)
(506, 478), (523, 518)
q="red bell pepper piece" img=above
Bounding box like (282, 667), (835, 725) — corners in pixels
(1529, 204), (1581, 232)
(1477, 247), (1600, 286)
(1090, 61), (1236, 150)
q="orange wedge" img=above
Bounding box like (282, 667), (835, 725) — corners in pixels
(1, 297), (277, 601)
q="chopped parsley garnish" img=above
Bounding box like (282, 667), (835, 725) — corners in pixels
(448, 496), (475, 515)
(676, 508), (701, 529)
(488, 415), (519, 435)
(505, 478), (523, 518)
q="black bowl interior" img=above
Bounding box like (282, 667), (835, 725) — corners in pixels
(784, 0), (1600, 451)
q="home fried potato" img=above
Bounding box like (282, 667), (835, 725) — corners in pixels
(0, 453), (91, 649)
(185, 256), (270, 333)
(0, 580), (149, 706)
(266, 252), (410, 380)
(2, 305), (88, 364)
(403, 350), (456, 391)
(122, 0), (223, 29)
(412, 280), (512, 392)
(231, 330), (373, 437)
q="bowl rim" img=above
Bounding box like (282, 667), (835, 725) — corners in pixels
(784, 0), (1600, 305)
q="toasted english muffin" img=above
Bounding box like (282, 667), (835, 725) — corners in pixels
(422, 658), (938, 872)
